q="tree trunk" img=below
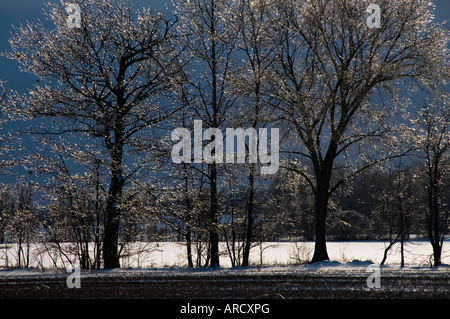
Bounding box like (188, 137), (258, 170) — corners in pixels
(242, 164), (255, 267)
(310, 138), (338, 263)
(431, 202), (442, 267)
(427, 162), (442, 267)
(103, 168), (124, 269)
(431, 242), (442, 266)
(183, 165), (194, 268)
(18, 236), (22, 267)
(185, 195), (194, 268)
(400, 233), (405, 267)
(380, 242), (393, 266)
(311, 184), (330, 263)
(186, 226), (194, 268)
(208, 2), (220, 268)
(209, 163), (220, 267)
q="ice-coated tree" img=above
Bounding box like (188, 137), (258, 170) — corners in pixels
(173, 0), (240, 267)
(372, 162), (421, 266)
(263, 0), (449, 262)
(228, 0), (280, 266)
(4, 0), (180, 268)
(0, 181), (39, 268)
(412, 98), (450, 266)
(23, 136), (106, 269)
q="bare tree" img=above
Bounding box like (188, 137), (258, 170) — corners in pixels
(25, 137), (106, 269)
(173, 0), (240, 267)
(413, 98), (450, 266)
(4, 0), (180, 268)
(264, 0), (449, 262)
(6, 181), (39, 268)
(371, 163), (421, 266)
(228, 0), (280, 266)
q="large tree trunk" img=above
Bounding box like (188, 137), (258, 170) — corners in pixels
(102, 109), (126, 269)
(431, 242), (442, 266)
(311, 185), (330, 263)
(103, 166), (124, 269)
(311, 153), (334, 263)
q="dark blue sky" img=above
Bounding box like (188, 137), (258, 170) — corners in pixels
(1, 0), (449, 93)
(0, 0), (449, 184)
(0, 0), (169, 92)
(0, 0), (169, 183)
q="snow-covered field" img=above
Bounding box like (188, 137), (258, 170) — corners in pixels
(1, 240), (448, 299)
(1, 239), (448, 269)
(120, 240), (450, 268)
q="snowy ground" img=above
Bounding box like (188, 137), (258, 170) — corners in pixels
(0, 240), (448, 299)
(1, 239), (449, 269)
(0, 261), (448, 299)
